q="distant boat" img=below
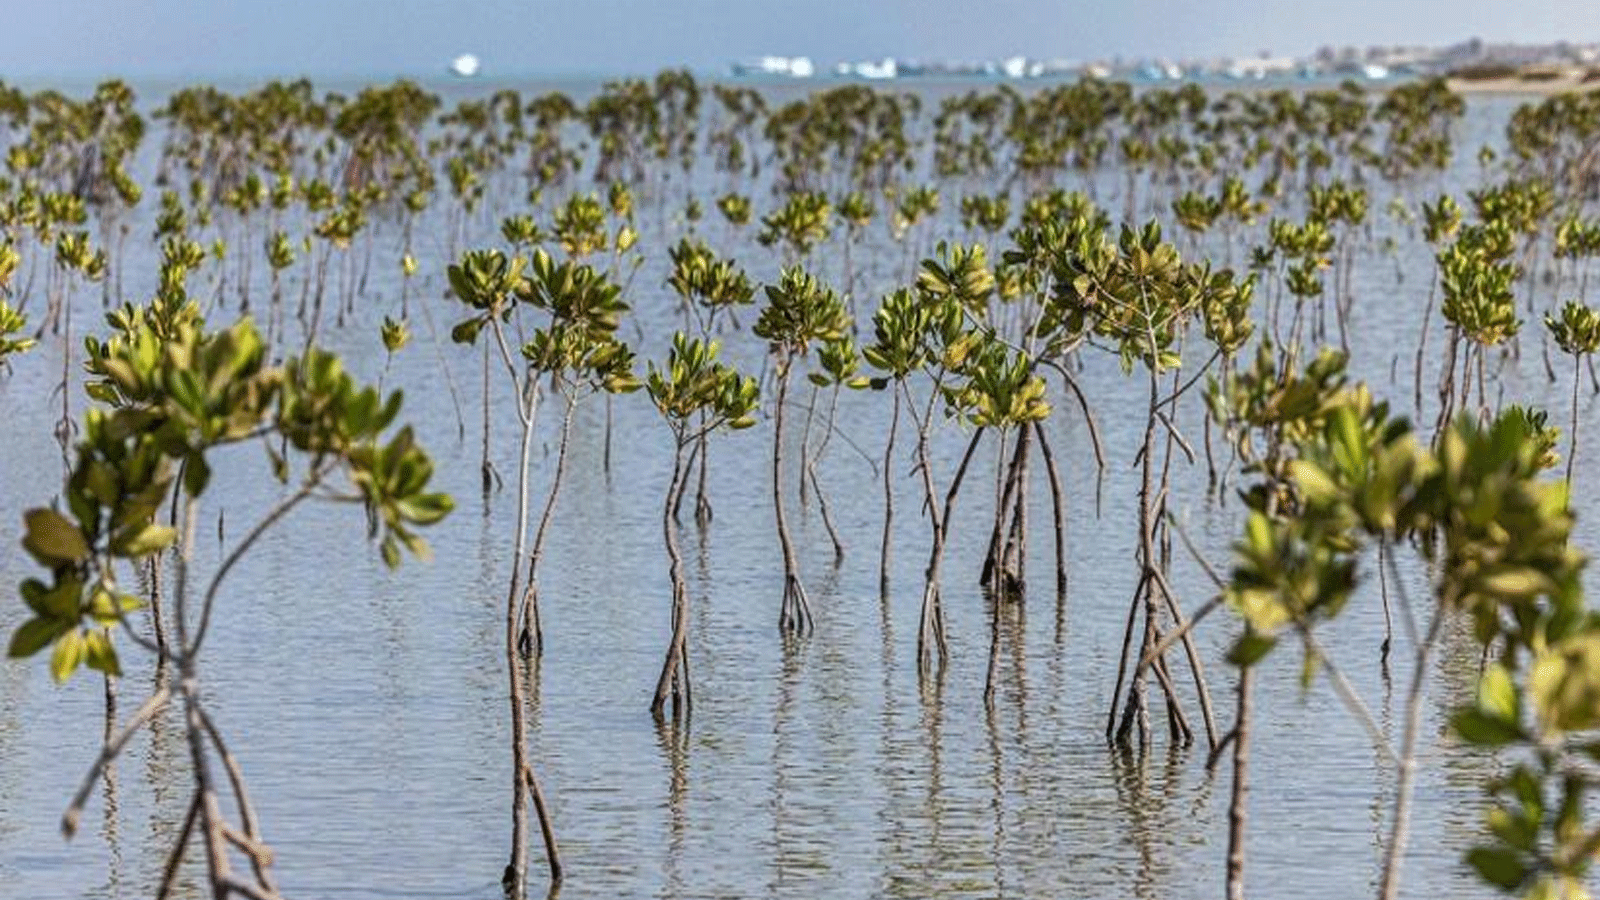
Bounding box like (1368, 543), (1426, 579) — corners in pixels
(451, 54), (481, 78)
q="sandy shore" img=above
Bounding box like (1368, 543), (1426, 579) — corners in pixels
(1447, 70), (1600, 96)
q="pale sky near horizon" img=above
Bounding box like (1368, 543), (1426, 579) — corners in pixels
(3, 0), (1595, 79)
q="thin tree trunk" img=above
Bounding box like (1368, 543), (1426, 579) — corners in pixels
(1225, 665), (1252, 900)
(652, 442), (692, 717)
(1033, 420), (1068, 602)
(917, 428), (985, 671)
(493, 350), (557, 894)
(806, 386), (846, 562)
(880, 386), (901, 602)
(1377, 611), (1444, 900)
(773, 359), (811, 634)
(519, 391), (578, 658)
(481, 343), (497, 499)
(1568, 353), (1582, 483)
(501, 386), (536, 897)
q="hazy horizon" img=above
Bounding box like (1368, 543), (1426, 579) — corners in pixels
(2, 0), (1595, 81)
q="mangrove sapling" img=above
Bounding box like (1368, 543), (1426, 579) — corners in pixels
(1434, 222), (1521, 432)
(13, 314), (451, 900)
(898, 292), (988, 671)
(51, 232), (108, 469)
(1202, 344), (1344, 900)
(1544, 299), (1600, 483)
(836, 191), (875, 314)
(444, 248), (563, 894)
(399, 188), (430, 318)
(1307, 181), (1368, 352)
(863, 288), (935, 602)
(1223, 391), (1588, 900)
(1411, 195), (1461, 417)
(263, 230), (295, 356)
(946, 342), (1051, 702)
(1198, 268), (1258, 493)
(549, 190), (641, 480)
(916, 242), (1045, 601)
(1041, 221), (1222, 751)
(665, 237), (757, 524)
(222, 174), (265, 314)
(753, 266), (851, 635)
(302, 201), (348, 353)
(511, 248), (641, 657)
(645, 333), (759, 719)
(891, 186), (941, 284)
(757, 191), (832, 267)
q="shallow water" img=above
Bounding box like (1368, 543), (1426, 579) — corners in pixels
(0, 81), (1593, 899)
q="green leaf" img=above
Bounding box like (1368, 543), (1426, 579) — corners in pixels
(119, 524), (177, 558)
(8, 617), (62, 658)
(1227, 631), (1277, 667)
(450, 318), (485, 345)
(381, 536), (401, 570)
(1481, 567), (1553, 599)
(184, 452), (212, 497)
(1452, 709), (1524, 746)
(1479, 662), (1518, 723)
(50, 629), (85, 682)
(83, 630), (121, 677)
(22, 508), (91, 566)
(1465, 847), (1527, 890)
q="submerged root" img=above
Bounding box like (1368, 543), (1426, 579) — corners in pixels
(516, 583), (543, 659)
(915, 581), (948, 673)
(778, 574), (813, 635)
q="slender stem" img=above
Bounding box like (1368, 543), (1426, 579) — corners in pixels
(520, 389), (578, 656)
(879, 386), (901, 601)
(190, 471), (324, 658)
(501, 371), (540, 896)
(1225, 665), (1252, 900)
(772, 357), (808, 633)
(1033, 420), (1068, 601)
(1377, 606), (1446, 900)
(62, 686), (171, 838)
(154, 792), (201, 900)
(652, 441), (691, 716)
(1569, 352), (1582, 484)
(196, 704), (278, 891)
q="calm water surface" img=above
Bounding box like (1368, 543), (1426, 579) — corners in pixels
(0, 81), (1591, 899)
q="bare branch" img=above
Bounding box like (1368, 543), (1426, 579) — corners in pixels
(154, 792), (200, 900)
(197, 703), (278, 892)
(63, 686), (171, 838)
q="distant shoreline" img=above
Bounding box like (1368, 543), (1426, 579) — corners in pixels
(1446, 67), (1600, 95)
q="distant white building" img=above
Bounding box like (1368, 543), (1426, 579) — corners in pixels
(1226, 55), (1296, 79)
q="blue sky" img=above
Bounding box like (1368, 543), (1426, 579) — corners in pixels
(4, 0), (1594, 78)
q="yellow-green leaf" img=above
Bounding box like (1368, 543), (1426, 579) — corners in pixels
(23, 508), (91, 566)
